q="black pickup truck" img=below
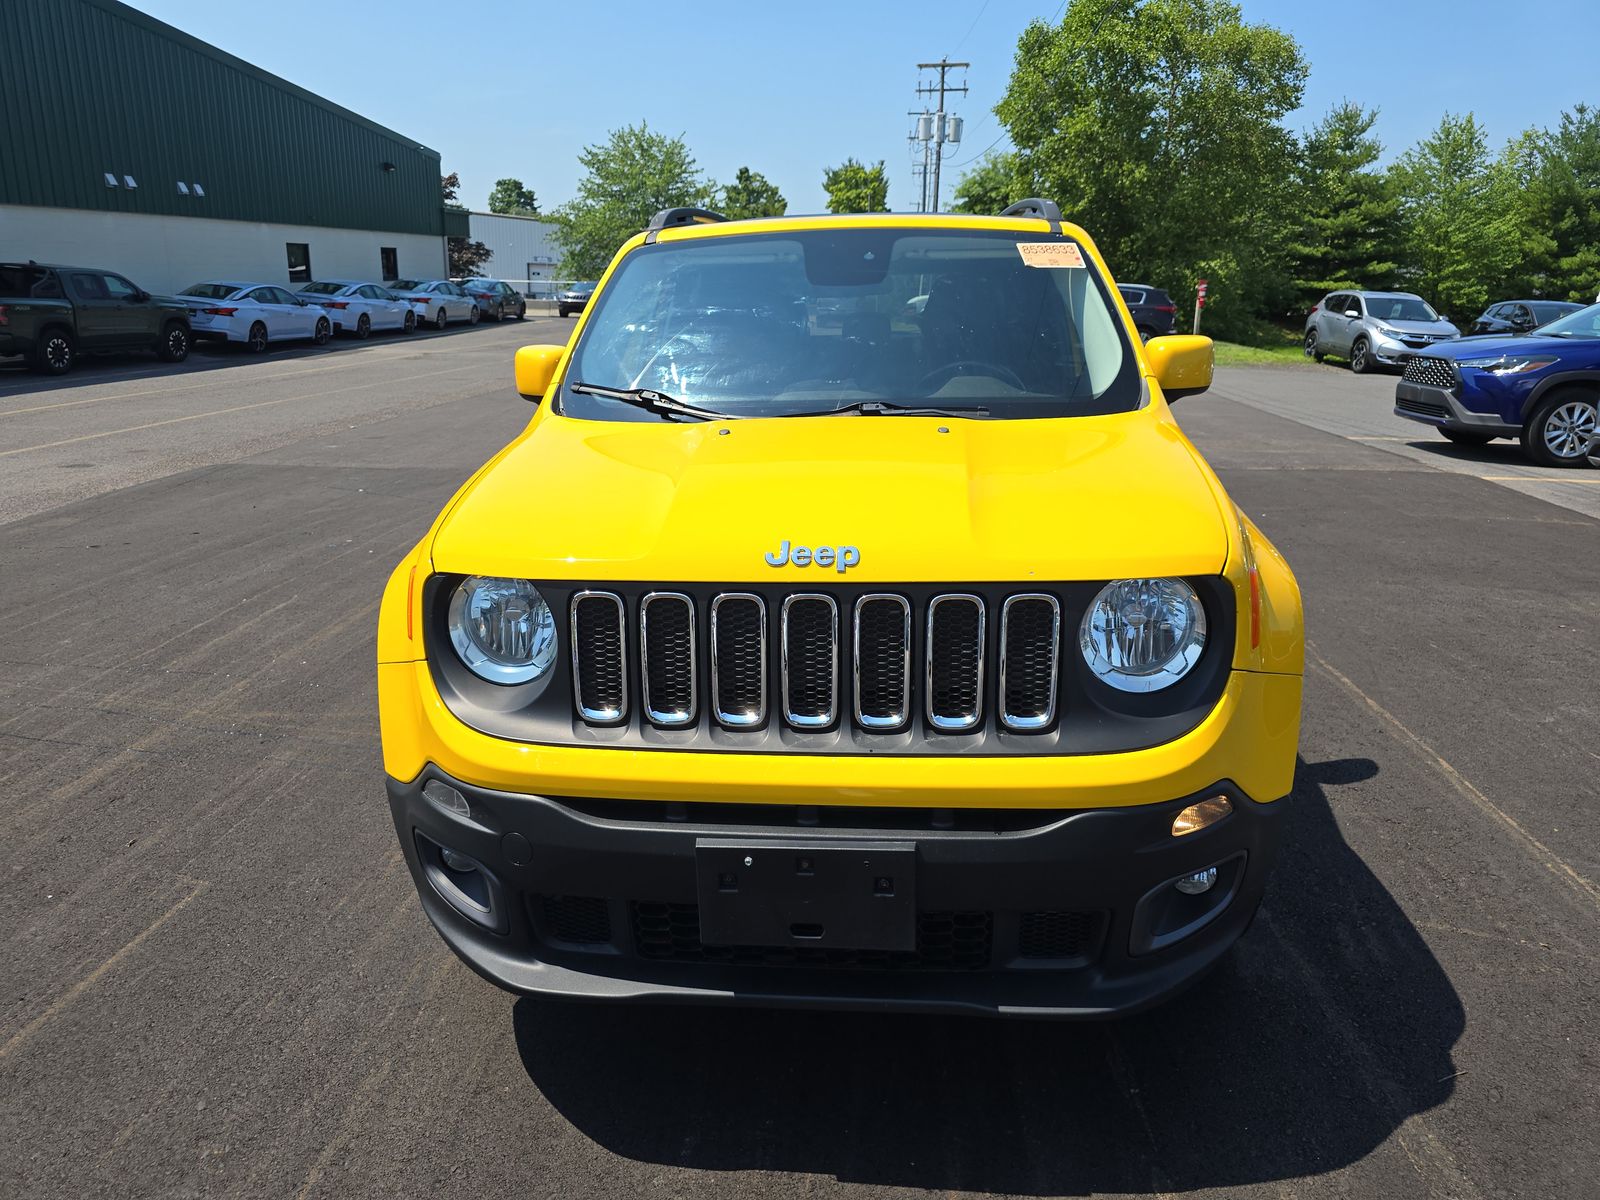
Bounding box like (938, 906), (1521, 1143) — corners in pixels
(0, 262), (193, 374)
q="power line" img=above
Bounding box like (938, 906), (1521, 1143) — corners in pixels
(948, 0), (991, 56)
(942, 3), (1126, 174)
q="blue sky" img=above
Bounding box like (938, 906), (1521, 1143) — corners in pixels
(125, 0), (1599, 216)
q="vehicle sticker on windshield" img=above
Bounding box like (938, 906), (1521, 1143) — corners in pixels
(1017, 242), (1085, 268)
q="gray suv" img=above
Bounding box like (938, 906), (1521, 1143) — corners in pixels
(1304, 290), (1459, 373)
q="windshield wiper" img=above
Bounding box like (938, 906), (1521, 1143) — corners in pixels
(780, 400), (991, 419)
(568, 381), (739, 422)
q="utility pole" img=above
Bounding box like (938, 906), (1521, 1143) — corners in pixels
(913, 59), (967, 212)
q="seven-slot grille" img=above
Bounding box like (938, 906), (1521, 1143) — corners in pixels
(1402, 356), (1457, 388)
(572, 588), (1070, 736)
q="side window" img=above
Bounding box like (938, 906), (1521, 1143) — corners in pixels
(32, 270), (63, 299)
(103, 274), (140, 299)
(68, 272), (110, 300)
(1323, 293), (1344, 315)
(1511, 304), (1533, 324)
(1350, 295), (1367, 317)
(244, 288), (274, 305)
(358, 285), (381, 300)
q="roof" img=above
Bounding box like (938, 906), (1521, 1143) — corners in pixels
(89, 0), (437, 154)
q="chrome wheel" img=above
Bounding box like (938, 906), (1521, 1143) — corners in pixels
(403, 310), (416, 334)
(356, 313), (371, 340)
(313, 317), (331, 345)
(1350, 338), (1370, 373)
(1544, 400), (1599, 458)
(247, 322), (268, 353)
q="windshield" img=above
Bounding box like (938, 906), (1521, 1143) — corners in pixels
(1537, 302), (1600, 338)
(561, 228), (1137, 422)
(299, 281), (345, 295)
(181, 282), (240, 300)
(1369, 296), (1440, 323)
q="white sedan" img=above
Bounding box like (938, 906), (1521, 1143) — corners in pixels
(387, 279), (481, 329)
(297, 280), (417, 338)
(179, 281), (332, 352)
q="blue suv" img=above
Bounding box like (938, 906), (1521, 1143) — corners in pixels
(1394, 302), (1600, 467)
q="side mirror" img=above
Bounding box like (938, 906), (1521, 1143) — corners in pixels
(1145, 334), (1213, 401)
(1344, 309), (1361, 318)
(514, 344), (565, 402)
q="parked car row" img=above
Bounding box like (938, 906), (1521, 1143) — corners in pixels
(1295, 287), (1599, 467)
(0, 261), (531, 375)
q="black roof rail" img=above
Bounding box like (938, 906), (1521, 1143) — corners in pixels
(999, 198), (1064, 232)
(644, 206), (729, 243)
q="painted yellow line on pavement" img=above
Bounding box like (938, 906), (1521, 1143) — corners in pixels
(1308, 645), (1600, 913)
(1479, 475), (1600, 483)
(0, 344), (480, 419)
(0, 880), (211, 1058)
(0, 364), (479, 458)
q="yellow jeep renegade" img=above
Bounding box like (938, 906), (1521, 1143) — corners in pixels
(377, 200), (1304, 1017)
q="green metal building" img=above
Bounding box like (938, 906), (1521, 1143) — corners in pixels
(1, 0), (465, 292)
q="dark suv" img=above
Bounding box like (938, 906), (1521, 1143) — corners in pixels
(1117, 283), (1177, 342)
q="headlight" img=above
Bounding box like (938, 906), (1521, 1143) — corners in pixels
(1079, 578), (1207, 693)
(1456, 355), (1559, 376)
(447, 576), (558, 685)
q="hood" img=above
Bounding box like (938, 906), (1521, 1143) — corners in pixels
(429, 410), (1231, 583)
(1437, 333), (1576, 360)
(1380, 319), (1457, 336)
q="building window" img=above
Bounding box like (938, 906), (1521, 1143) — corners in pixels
(380, 247), (398, 281)
(286, 243), (312, 284)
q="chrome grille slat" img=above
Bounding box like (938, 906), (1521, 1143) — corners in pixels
(640, 592), (696, 727)
(571, 591), (627, 724)
(710, 594), (767, 728)
(853, 594), (911, 730)
(926, 594), (985, 731)
(999, 594), (1060, 731)
(781, 594), (839, 728)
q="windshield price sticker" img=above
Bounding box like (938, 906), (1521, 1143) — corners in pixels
(1017, 242), (1085, 269)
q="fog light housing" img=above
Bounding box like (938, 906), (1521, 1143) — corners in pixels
(1172, 795), (1232, 836)
(1175, 867), (1218, 895)
(440, 847), (477, 873)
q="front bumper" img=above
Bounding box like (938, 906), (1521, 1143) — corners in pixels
(1372, 335), (1454, 366)
(1394, 381), (1520, 435)
(389, 768), (1284, 1017)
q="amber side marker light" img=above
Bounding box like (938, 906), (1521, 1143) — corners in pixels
(1172, 795), (1233, 837)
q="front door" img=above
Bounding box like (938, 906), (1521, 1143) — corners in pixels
(64, 272), (131, 347)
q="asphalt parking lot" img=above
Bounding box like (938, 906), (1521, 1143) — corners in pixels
(1, 331), (1597, 1199)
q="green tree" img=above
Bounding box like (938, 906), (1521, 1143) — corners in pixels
(1521, 105), (1600, 301)
(488, 178), (540, 216)
(822, 158), (890, 213)
(720, 167), (787, 219)
(551, 122), (712, 278)
(994, 0), (1307, 337)
(951, 151), (1026, 215)
(1286, 103), (1402, 308)
(1389, 113), (1523, 320)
